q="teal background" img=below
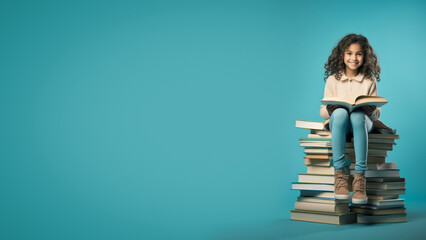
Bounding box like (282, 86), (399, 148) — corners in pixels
(1, 0), (426, 239)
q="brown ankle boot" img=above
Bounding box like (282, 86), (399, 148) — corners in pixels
(334, 170), (351, 200)
(352, 173), (368, 204)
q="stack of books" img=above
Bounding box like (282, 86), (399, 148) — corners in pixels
(291, 119), (406, 224)
(290, 120), (356, 225)
(346, 133), (406, 224)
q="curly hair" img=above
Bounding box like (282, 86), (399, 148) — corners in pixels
(324, 33), (381, 82)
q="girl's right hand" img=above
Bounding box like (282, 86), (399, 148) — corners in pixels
(326, 105), (341, 116)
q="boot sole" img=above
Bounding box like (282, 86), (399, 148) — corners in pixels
(352, 198), (368, 204)
(334, 194), (351, 200)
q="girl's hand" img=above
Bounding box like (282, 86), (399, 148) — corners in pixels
(360, 105), (377, 116)
(326, 105), (341, 116)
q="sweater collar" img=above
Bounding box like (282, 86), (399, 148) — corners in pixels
(339, 71), (364, 82)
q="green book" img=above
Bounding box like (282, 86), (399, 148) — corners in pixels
(357, 213), (407, 223)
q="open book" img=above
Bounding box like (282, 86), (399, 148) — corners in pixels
(321, 95), (387, 113)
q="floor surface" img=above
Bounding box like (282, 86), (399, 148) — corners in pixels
(211, 203), (426, 240)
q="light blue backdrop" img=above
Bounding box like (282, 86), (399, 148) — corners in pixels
(1, 0), (425, 239)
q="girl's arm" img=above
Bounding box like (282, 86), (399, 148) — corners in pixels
(320, 105), (329, 120)
(320, 77), (334, 120)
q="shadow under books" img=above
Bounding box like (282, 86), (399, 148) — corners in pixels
(214, 218), (365, 240)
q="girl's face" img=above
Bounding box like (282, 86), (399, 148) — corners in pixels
(343, 43), (364, 72)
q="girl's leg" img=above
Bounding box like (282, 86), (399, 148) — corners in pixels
(349, 109), (373, 204)
(349, 110), (373, 173)
(329, 108), (351, 200)
(329, 108), (350, 171)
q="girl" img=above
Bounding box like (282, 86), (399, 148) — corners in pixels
(320, 34), (381, 204)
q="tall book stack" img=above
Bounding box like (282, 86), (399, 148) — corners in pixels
(290, 120), (356, 225)
(291, 119), (406, 224)
(346, 133), (406, 224)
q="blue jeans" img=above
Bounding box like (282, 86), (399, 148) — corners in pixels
(329, 108), (373, 174)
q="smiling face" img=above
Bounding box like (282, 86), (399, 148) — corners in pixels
(343, 43), (364, 75)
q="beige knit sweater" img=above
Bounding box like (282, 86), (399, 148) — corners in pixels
(320, 71), (381, 129)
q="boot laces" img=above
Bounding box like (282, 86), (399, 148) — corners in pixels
(335, 173), (348, 191)
(354, 175), (366, 194)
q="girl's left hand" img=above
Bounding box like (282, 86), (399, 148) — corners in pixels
(361, 105), (377, 116)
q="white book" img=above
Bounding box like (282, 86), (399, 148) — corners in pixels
(297, 197), (349, 204)
(294, 201), (349, 213)
(304, 148), (333, 154)
(307, 166), (335, 175)
(298, 173), (335, 184)
(291, 210), (356, 225)
(300, 142), (332, 147)
(291, 182), (334, 192)
(295, 119), (325, 130)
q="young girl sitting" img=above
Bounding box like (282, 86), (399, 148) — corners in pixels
(320, 33), (382, 204)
